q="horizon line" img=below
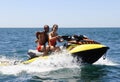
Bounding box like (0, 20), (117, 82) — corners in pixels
(0, 26), (120, 28)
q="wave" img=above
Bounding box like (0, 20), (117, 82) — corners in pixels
(0, 50), (80, 75)
(94, 56), (119, 66)
(0, 50), (119, 76)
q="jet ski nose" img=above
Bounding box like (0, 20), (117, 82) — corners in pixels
(106, 46), (110, 49)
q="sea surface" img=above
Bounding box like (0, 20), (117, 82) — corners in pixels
(0, 28), (120, 82)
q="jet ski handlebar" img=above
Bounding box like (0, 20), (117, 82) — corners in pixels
(61, 35), (87, 41)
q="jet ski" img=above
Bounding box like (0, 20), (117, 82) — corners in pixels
(0, 35), (109, 66)
(61, 35), (109, 64)
(26, 35), (109, 64)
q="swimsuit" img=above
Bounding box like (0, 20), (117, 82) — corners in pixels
(36, 44), (43, 52)
(49, 38), (57, 46)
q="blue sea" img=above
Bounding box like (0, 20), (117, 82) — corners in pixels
(0, 28), (120, 82)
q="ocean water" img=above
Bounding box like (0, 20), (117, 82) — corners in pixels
(0, 28), (120, 82)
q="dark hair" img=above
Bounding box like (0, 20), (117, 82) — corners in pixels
(44, 25), (49, 30)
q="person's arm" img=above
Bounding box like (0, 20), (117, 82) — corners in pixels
(57, 36), (64, 42)
(35, 31), (44, 43)
(49, 32), (59, 40)
(35, 39), (38, 43)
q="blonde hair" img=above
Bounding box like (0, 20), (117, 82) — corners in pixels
(51, 24), (58, 31)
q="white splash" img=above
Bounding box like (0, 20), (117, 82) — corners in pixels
(94, 56), (119, 66)
(1, 50), (118, 76)
(0, 50), (80, 75)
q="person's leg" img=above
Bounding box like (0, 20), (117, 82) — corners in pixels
(55, 46), (61, 52)
(36, 45), (46, 56)
(49, 46), (55, 52)
(49, 46), (61, 52)
(46, 45), (50, 54)
(42, 46), (50, 56)
(40, 46), (47, 56)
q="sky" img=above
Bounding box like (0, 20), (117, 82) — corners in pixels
(0, 0), (120, 28)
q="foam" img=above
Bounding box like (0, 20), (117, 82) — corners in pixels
(0, 50), (79, 75)
(94, 56), (119, 66)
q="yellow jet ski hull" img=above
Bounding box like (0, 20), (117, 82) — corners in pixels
(67, 44), (109, 64)
(23, 44), (109, 64)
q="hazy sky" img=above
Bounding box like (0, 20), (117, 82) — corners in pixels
(0, 0), (120, 27)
